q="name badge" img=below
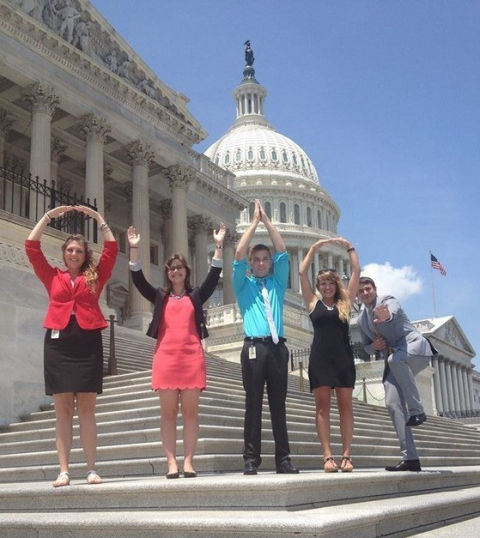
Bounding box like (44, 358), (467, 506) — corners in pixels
(51, 329), (60, 339)
(248, 345), (257, 360)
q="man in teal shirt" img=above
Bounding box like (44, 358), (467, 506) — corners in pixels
(233, 199), (299, 475)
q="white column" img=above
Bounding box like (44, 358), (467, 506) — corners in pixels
(432, 357), (443, 416)
(467, 371), (476, 412)
(159, 199), (173, 260)
(438, 358), (450, 416)
(444, 361), (456, 417)
(80, 114), (111, 215)
(298, 247), (304, 294)
(451, 362), (461, 416)
(167, 165), (192, 259)
(338, 257), (345, 278)
(454, 365), (465, 416)
(189, 215), (210, 286)
(0, 110), (14, 168)
(313, 252), (320, 282)
(327, 252), (333, 269)
(50, 137), (67, 184)
(291, 250), (299, 292)
(461, 368), (471, 415)
(126, 140), (155, 330)
(223, 232), (235, 305)
(23, 82), (59, 220)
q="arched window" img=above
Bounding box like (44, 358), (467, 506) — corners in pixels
(294, 204), (300, 225)
(214, 155), (219, 165)
(247, 147), (254, 161)
(264, 201), (272, 219)
(280, 202), (287, 223)
(235, 148), (242, 163)
(306, 207), (312, 227)
(271, 148), (278, 162)
(292, 153), (298, 166)
(317, 209), (322, 229)
(259, 147), (266, 161)
(224, 151), (230, 165)
(282, 149), (288, 163)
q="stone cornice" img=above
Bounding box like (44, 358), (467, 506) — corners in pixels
(0, 1), (205, 145)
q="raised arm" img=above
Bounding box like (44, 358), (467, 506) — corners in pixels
(27, 205), (73, 241)
(299, 239), (333, 312)
(199, 222), (226, 302)
(260, 203), (285, 253)
(235, 199), (261, 260)
(73, 205), (116, 243)
(127, 225), (156, 303)
(331, 237), (360, 303)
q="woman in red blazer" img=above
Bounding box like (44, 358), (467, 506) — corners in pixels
(25, 205), (117, 487)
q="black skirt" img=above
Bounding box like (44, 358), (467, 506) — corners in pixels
(44, 316), (103, 396)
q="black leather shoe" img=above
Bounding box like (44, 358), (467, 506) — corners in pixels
(243, 461), (258, 475)
(406, 413), (427, 427)
(276, 460), (300, 474)
(385, 459), (421, 472)
(183, 471), (197, 478)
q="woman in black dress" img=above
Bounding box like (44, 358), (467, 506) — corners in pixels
(299, 237), (360, 472)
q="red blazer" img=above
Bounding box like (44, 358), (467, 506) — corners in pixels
(25, 239), (118, 330)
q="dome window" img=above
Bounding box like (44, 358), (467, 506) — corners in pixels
(259, 147), (266, 162)
(292, 153), (298, 166)
(294, 204), (300, 225)
(264, 201), (272, 219)
(271, 148), (278, 162)
(247, 147), (254, 162)
(300, 155), (306, 169)
(307, 207), (312, 227)
(235, 148), (242, 163)
(317, 209), (322, 228)
(214, 155), (219, 165)
(224, 151), (230, 165)
(282, 149), (288, 163)
(280, 202), (287, 223)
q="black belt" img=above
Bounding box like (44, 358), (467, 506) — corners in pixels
(244, 336), (287, 344)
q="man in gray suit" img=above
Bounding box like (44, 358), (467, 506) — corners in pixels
(357, 276), (435, 472)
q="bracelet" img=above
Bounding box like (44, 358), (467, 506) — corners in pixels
(44, 213), (52, 223)
(100, 222), (110, 232)
(347, 247), (355, 253)
(216, 244), (223, 249)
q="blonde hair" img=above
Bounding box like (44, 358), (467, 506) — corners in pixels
(316, 270), (351, 322)
(62, 235), (98, 294)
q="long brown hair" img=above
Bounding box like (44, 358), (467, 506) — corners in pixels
(163, 254), (192, 294)
(61, 234), (98, 293)
(316, 270), (351, 322)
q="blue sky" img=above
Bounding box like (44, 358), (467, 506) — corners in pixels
(93, 0), (480, 367)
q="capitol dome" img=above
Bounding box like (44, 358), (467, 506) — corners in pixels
(204, 106), (320, 185)
(203, 45), (351, 305)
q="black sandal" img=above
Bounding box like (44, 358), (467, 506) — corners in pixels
(340, 456), (353, 473)
(323, 456), (338, 473)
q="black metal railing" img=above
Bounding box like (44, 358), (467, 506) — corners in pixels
(0, 165), (98, 242)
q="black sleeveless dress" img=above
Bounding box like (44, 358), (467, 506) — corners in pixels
(308, 300), (355, 391)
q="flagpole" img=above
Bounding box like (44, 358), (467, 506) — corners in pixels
(429, 250), (438, 318)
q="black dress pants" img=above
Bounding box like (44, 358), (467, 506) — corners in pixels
(241, 339), (291, 466)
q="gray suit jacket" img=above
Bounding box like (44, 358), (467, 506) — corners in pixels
(357, 295), (434, 357)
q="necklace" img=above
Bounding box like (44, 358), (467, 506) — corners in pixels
(169, 290), (186, 300)
(321, 299), (335, 311)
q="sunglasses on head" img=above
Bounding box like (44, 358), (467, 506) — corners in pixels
(318, 268), (337, 275)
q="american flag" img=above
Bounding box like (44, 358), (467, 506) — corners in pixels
(430, 253), (446, 276)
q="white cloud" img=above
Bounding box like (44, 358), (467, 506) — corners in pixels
(361, 262), (423, 301)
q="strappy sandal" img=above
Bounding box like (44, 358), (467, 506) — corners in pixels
(323, 456), (338, 473)
(86, 470), (102, 484)
(53, 471), (70, 488)
(340, 456), (354, 473)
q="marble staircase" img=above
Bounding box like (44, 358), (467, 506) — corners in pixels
(1, 325), (480, 536)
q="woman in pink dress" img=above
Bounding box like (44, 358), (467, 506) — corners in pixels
(128, 223), (225, 478)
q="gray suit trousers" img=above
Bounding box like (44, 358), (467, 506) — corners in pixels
(384, 353), (430, 460)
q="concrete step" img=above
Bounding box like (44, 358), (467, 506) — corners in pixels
(1, 469), (480, 536)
